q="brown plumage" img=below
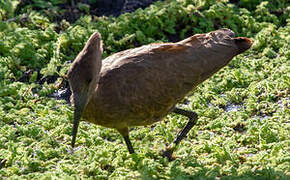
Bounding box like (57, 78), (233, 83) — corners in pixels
(67, 29), (253, 159)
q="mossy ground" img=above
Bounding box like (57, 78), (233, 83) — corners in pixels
(0, 0), (289, 179)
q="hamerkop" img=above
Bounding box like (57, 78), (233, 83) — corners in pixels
(67, 28), (252, 159)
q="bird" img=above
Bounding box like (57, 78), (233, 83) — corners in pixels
(67, 28), (253, 159)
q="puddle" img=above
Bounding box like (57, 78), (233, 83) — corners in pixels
(220, 94), (227, 98)
(277, 97), (289, 110)
(177, 99), (191, 109)
(234, 147), (246, 152)
(67, 146), (82, 154)
(224, 104), (243, 112)
(104, 136), (117, 142)
(209, 131), (215, 137)
(206, 102), (244, 112)
(208, 103), (215, 108)
(181, 99), (191, 105)
(245, 153), (255, 157)
(50, 88), (71, 104)
(253, 115), (270, 122)
(198, 131), (215, 137)
(252, 115), (270, 126)
(234, 148), (256, 158)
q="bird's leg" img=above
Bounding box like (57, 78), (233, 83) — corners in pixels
(124, 135), (135, 154)
(117, 127), (135, 154)
(172, 108), (198, 145)
(163, 107), (198, 160)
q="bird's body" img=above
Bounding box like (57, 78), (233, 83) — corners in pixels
(67, 29), (253, 157)
(83, 31), (249, 129)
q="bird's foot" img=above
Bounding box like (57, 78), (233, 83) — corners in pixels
(162, 146), (176, 161)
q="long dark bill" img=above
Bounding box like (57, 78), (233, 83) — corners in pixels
(71, 108), (82, 148)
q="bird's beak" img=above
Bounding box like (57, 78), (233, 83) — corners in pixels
(71, 92), (88, 148)
(234, 37), (253, 54)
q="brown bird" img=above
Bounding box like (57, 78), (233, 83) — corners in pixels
(67, 29), (252, 159)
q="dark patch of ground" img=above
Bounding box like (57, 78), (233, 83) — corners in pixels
(16, 0), (163, 24)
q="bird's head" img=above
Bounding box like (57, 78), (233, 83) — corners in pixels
(208, 28), (253, 55)
(67, 32), (103, 148)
